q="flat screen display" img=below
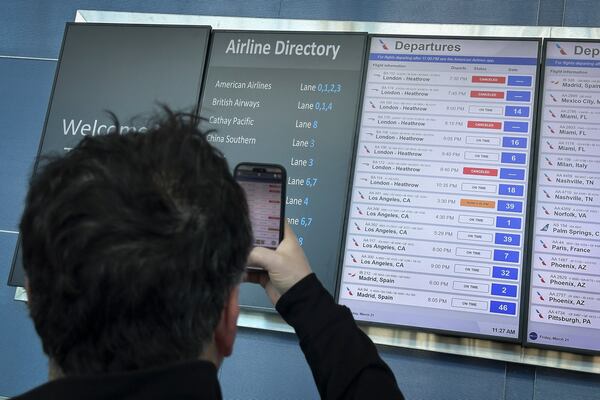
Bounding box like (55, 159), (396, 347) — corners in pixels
(526, 40), (600, 353)
(8, 23), (211, 286)
(338, 36), (541, 340)
(235, 164), (285, 249)
(199, 31), (367, 309)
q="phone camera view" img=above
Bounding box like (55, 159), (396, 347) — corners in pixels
(235, 164), (285, 249)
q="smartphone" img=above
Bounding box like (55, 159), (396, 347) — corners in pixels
(234, 163), (286, 255)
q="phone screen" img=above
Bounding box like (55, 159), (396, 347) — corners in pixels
(235, 163), (286, 249)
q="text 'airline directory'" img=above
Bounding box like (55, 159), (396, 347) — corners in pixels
(339, 37), (539, 339)
(527, 41), (600, 352)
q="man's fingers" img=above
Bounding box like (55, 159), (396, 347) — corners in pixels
(243, 270), (262, 284)
(244, 270), (270, 287)
(247, 246), (277, 271)
(282, 222), (298, 243)
(280, 223), (303, 253)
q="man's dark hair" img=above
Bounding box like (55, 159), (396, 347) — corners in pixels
(20, 110), (252, 375)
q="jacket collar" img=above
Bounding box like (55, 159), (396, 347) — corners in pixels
(14, 360), (222, 400)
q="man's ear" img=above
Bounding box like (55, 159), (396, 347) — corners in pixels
(214, 285), (240, 358)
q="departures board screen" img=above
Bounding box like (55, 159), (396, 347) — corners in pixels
(199, 31), (367, 309)
(338, 36), (541, 340)
(526, 40), (600, 354)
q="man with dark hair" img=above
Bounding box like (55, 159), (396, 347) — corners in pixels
(15, 111), (403, 399)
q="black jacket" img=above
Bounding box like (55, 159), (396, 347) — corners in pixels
(14, 274), (403, 399)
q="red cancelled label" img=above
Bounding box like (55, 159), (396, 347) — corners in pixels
(463, 167), (499, 176)
(472, 76), (506, 84)
(470, 90), (505, 99)
(467, 121), (502, 129)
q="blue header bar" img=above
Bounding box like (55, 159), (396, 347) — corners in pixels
(546, 58), (600, 68)
(370, 53), (537, 65)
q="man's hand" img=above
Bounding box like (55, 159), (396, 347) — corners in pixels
(245, 223), (312, 305)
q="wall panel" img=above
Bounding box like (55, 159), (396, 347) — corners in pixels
(0, 0), (281, 58)
(2, 1), (600, 399)
(279, 0), (540, 26)
(0, 57), (55, 397)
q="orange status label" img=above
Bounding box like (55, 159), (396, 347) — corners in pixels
(460, 199), (496, 208)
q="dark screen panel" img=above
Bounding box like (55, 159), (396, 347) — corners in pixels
(8, 23), (211, 286)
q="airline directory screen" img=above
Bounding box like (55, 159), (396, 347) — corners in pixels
(526, 40), (600, 353)
(338, 36), (540, 340)
(200, 31), (367, 309)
